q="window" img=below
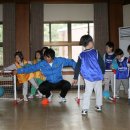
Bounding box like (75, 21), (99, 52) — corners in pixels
(0, 24), (3, 66)
(44, 22), (94, 61)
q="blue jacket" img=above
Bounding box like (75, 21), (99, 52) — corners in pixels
(116, 57), (129, 79)
(80, 49), (103, 81)
(17, 57), (76, 83)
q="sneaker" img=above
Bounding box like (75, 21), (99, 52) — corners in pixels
(28, 94), (34, 99)
(59, 96), (66, 103)
(48, 93), (53, 102)
(108, 96), (114, 101)
(116, 96), (120, 99)
(95, 106), (102, 112)
(24, 96), (28, 102)
(81, 110), (88, 116)
(109, 96), (120, 101)
(36, 93), (46, 98)
(36, 93), (43, 99)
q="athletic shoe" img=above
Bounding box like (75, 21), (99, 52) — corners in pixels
(81, 110), (88, 116)
(24, 96), (28, 102)
(48, 93), (53, 102)
(109, 96), (120, 101)
(28, 94), (34, 99)
(95, 106), (102, 112)
(59, 96), (66, 103)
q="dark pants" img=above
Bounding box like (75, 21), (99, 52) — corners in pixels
(38, 80), (71, 98)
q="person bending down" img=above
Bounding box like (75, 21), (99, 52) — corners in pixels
(14, 49), (76, 103)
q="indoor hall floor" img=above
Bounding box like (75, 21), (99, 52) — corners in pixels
(0, 91), (130, 130)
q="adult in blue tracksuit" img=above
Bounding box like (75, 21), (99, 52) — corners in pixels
(16, 48), (76, 102)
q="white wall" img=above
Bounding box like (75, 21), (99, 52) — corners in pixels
(44, 4), (94, 21)
(123, 4), (130, 26)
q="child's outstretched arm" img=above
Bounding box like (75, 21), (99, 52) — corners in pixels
(72, 57), (81, 85)
(4, 64), (17, 71)
(98, 52), (105, 74)
(16, 61), (43, 74)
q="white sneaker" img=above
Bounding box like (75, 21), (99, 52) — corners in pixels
(59, 96), (66, 103)
(48, 93), (53, 102)
(82, 110), (88, 116)
(24, 96), (28, 102)
(95, 106), (102, 112)
(28, 94), (34, 99)
(37, 94), (43, 99)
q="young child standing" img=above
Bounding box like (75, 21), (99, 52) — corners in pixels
(112, 48), (130, 101)
(103, 42), (115, 93)
(73, 35), (105, 116)
(28, 50), (46, 99)
(4, 51), (43, 101)
(127, 45), (130, 104)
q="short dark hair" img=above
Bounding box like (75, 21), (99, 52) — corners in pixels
(106, 41), (114, 51)
(35, 50), (42, 60)
(79, 35), (93, 47)
(127, 45), (130, 52)
(44, 48), (55, 59)
(114, 48), (124, 56)
(41, 47), (48, 54)
(14, 51), (24, 61)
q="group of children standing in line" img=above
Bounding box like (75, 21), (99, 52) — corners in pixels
(3, 34), (130, 116)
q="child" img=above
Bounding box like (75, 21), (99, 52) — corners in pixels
(28, 50), (46, 99)
(127, 45), (130, 104)
(13, 49), (76, 103)
(73, 35), (105, 116)
(112, 48), (129, 101)
(103, 42), (115, 93)
(4, 51), (43, 101)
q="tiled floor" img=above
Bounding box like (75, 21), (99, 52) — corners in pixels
(0, 91), (130, 130)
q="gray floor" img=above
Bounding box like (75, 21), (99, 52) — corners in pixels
(0, 91), (130, 130)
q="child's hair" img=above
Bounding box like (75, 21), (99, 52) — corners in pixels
(44, 48), (55, 59)
(14, 51), (24, 61)
(106, 41), (114, 51)
(41, 47), (48, 53)
(114, 48), (124, 56)
(35, 50), (42, 60)
(79, 34), (93, 47)
(127, 45), (130, 52)
(41, 47), (48, 60)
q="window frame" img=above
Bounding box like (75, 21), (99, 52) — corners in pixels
(43, 21), (94, 59)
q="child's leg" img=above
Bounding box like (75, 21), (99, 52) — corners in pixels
(122, 79), (129, 94)
(23, 81), (28, 101)
(82, 79), (94, 111)
(116, 79), (122, 96)
(104, 72), (111, 91)
(31, 78), (43, 95)
(29, 78), (43, 96)
(94, 80), (103, 107)
(110, 72), (114, 93)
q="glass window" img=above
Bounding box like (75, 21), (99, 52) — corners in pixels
(71, 23), (88, 42)
(51, 24), (68, 42)
(72, 46), (83, 62)
(0, 47), (3, 66)
(43, 22), (94, 59)
(50, 46), (68, 58)
(89, 23), (94, 39)
(44, 24), (49, 42)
